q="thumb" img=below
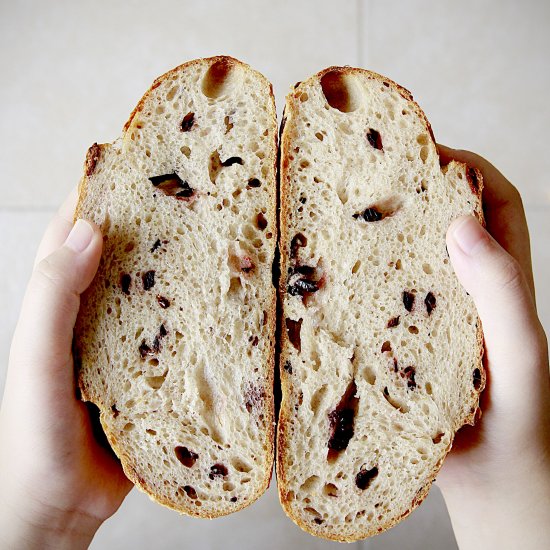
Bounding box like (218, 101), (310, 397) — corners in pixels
(446, 215), (545, 404)
(9, 219), (102, 396)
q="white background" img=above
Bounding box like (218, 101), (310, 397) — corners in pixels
(1, 1), (549, 548)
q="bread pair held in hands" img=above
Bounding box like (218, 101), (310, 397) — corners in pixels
(74, 56), (484, 541)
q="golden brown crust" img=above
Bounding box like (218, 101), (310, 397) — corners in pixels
(276, 65), (486, 542)
(75, 56), (277, 519)
(74, 143), (107, 222)
(84, 142), (101, 176)
(123, 55), (246, 133)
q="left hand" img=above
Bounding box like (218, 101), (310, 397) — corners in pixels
(0, 188), (132, 549)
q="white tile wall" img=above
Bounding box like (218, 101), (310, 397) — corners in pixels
(363, 0), (550, 208)
(1, 1), (548, 549)
(0, 0), (358, 209)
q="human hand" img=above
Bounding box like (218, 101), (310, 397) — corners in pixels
(0, 189), (132, 549)
(436, 145), (550, 549)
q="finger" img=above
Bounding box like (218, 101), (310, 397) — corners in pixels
(34, 186), (79, 268)
(9, 219), (102, 399)
(446, 216), (545, 403)
(438, 144), (535, 299)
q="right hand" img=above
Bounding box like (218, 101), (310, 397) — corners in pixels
(436, 145), (550, 549)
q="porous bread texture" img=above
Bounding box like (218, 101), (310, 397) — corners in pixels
(277, 67), (485, 541)
(74, 56), (278, 518)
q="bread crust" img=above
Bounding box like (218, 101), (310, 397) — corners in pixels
(74, 56), (278, 518)
(276, 66), (485, 541)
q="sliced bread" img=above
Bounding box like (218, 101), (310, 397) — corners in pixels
(74, 56), (278, 518)
(276, 67), (485, 541)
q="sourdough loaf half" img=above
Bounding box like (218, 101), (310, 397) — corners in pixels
(276, 67), (485, 541)
(74, 56), (278, 518)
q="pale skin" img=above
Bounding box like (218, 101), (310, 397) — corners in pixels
(0, 147), (548, 549)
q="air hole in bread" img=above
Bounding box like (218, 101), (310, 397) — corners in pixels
(432, 432), (445, 444)
(180, 145), (191, 158)
(231, 457), (253, 473)
(300, 475), (320, 493)
(420, 146), (429, 163)
(290, 233), (307, 259)
(351, 260), (362, 274)
(323, 483), (339, 497)
(306, 349), (319, 372)
(417, 134), (429, 146)
(201, 59), (236, 99)
(362, 365), (376, 386)
(304, 506), (322, 519)
(209, 151), (222, 183)
(382, 387), (409, 413)
(315, 132), (324, 141)
(320, 70), (361, 113)
(310, 385), (328, 414)
(123, 422), (135, 431)
(422, 263), (433, 275)
(223, 481), (235, 492)
(146, 372), (167, 389)
(166, 85), (179, 102)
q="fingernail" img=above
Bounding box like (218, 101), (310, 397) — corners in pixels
(451, 216), (488, 255)
(64, 219), (94, 253)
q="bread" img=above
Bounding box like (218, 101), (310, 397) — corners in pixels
(73, 56), (278, 518)
(276, 67), (485, 541)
